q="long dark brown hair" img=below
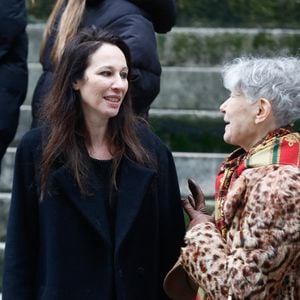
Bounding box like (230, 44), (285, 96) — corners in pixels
(40, 27), (150, 193)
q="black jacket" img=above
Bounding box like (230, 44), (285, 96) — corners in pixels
(3, 124), (185, 299)
(0, 0), (28, 166)
(31, 0), (176, 125)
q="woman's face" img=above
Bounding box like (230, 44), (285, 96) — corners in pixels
(220, 91), (260, 150)
(74, 43), (129, 123)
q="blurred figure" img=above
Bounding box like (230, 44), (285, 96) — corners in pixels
(31, 0), (176, 127)
(0, 0), (28, 172)
(164, 57), (300, 300)
(3, 27), (185, 299)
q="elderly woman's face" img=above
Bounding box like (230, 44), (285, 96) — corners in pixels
(220, 91), (260, 150)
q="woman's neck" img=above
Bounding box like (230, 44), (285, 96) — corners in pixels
(86, 121), (112, 160)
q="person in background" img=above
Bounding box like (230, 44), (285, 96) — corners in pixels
(31, 0), (176, 127)
(0, 0), (28, 173)
(3, 27), (185, 300)
(164, 56), (300, 300)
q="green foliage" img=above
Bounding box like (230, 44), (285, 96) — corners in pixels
(176, 0), (300, 28)
(26, 0), (54, 22)
(27, 0), (300, 28)
(176, 0), (233, 27)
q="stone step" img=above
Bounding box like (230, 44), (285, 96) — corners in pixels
(25, 64), (227, 110)
(27, 23), (44, 63)
(173, 152), (225, 196)
(0, 149), (15, 192)
(154, 67), (226, 110)
(0, 148), (225, 196)
(14, 106), (31, 146)
(0, 194), (10, 242)
(28, 24), (300, 66)
(157, 27), (300, 67)
(25, 62), (42, 106)
(26, 25), (300, 109)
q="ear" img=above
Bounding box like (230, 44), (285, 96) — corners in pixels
(72, 80), (81, 91)
(254, 98), (272, 124)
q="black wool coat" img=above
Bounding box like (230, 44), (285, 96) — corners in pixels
(3, 124), (185, 300)
(0, 0), (28, 166)
(31, 0), (176, 125)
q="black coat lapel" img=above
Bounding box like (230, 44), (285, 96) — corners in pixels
(115, 158), (156, 251)
(50, 157), (156, 250)
(52, 167), (112, 247)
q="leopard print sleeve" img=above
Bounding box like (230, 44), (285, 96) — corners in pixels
(180, 222), (230, 299)
(180, 165), (300, 300)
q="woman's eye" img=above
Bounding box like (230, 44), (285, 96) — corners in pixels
(230, 93), (238, 98)
(120, 72), (128, 79)
(100, 71), (111, 76)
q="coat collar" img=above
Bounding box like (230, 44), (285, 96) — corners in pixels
(51, 157), (156, 250)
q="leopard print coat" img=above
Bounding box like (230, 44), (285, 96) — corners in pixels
(180, 165), (300, 300)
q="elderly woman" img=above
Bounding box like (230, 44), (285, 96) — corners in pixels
(164, 57), (300, 300)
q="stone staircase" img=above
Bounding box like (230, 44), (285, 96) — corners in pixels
(1, 24), (300, 293)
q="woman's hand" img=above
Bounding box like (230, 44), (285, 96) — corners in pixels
(182, 178), (214, 229)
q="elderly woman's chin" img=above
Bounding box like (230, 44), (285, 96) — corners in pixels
(223, 127), (233, 145)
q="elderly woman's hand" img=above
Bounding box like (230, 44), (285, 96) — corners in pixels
(182, 178), (214, 230)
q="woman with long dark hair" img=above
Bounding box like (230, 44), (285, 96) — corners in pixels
(3, 27), (185, 300)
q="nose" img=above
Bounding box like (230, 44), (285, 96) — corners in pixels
(219, 98), (228, 113)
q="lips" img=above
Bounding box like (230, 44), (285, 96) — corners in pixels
(224, 120), (230, 131)
(104, 95), (122, 102)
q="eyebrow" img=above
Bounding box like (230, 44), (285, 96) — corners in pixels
(96, 65), (129, 73)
